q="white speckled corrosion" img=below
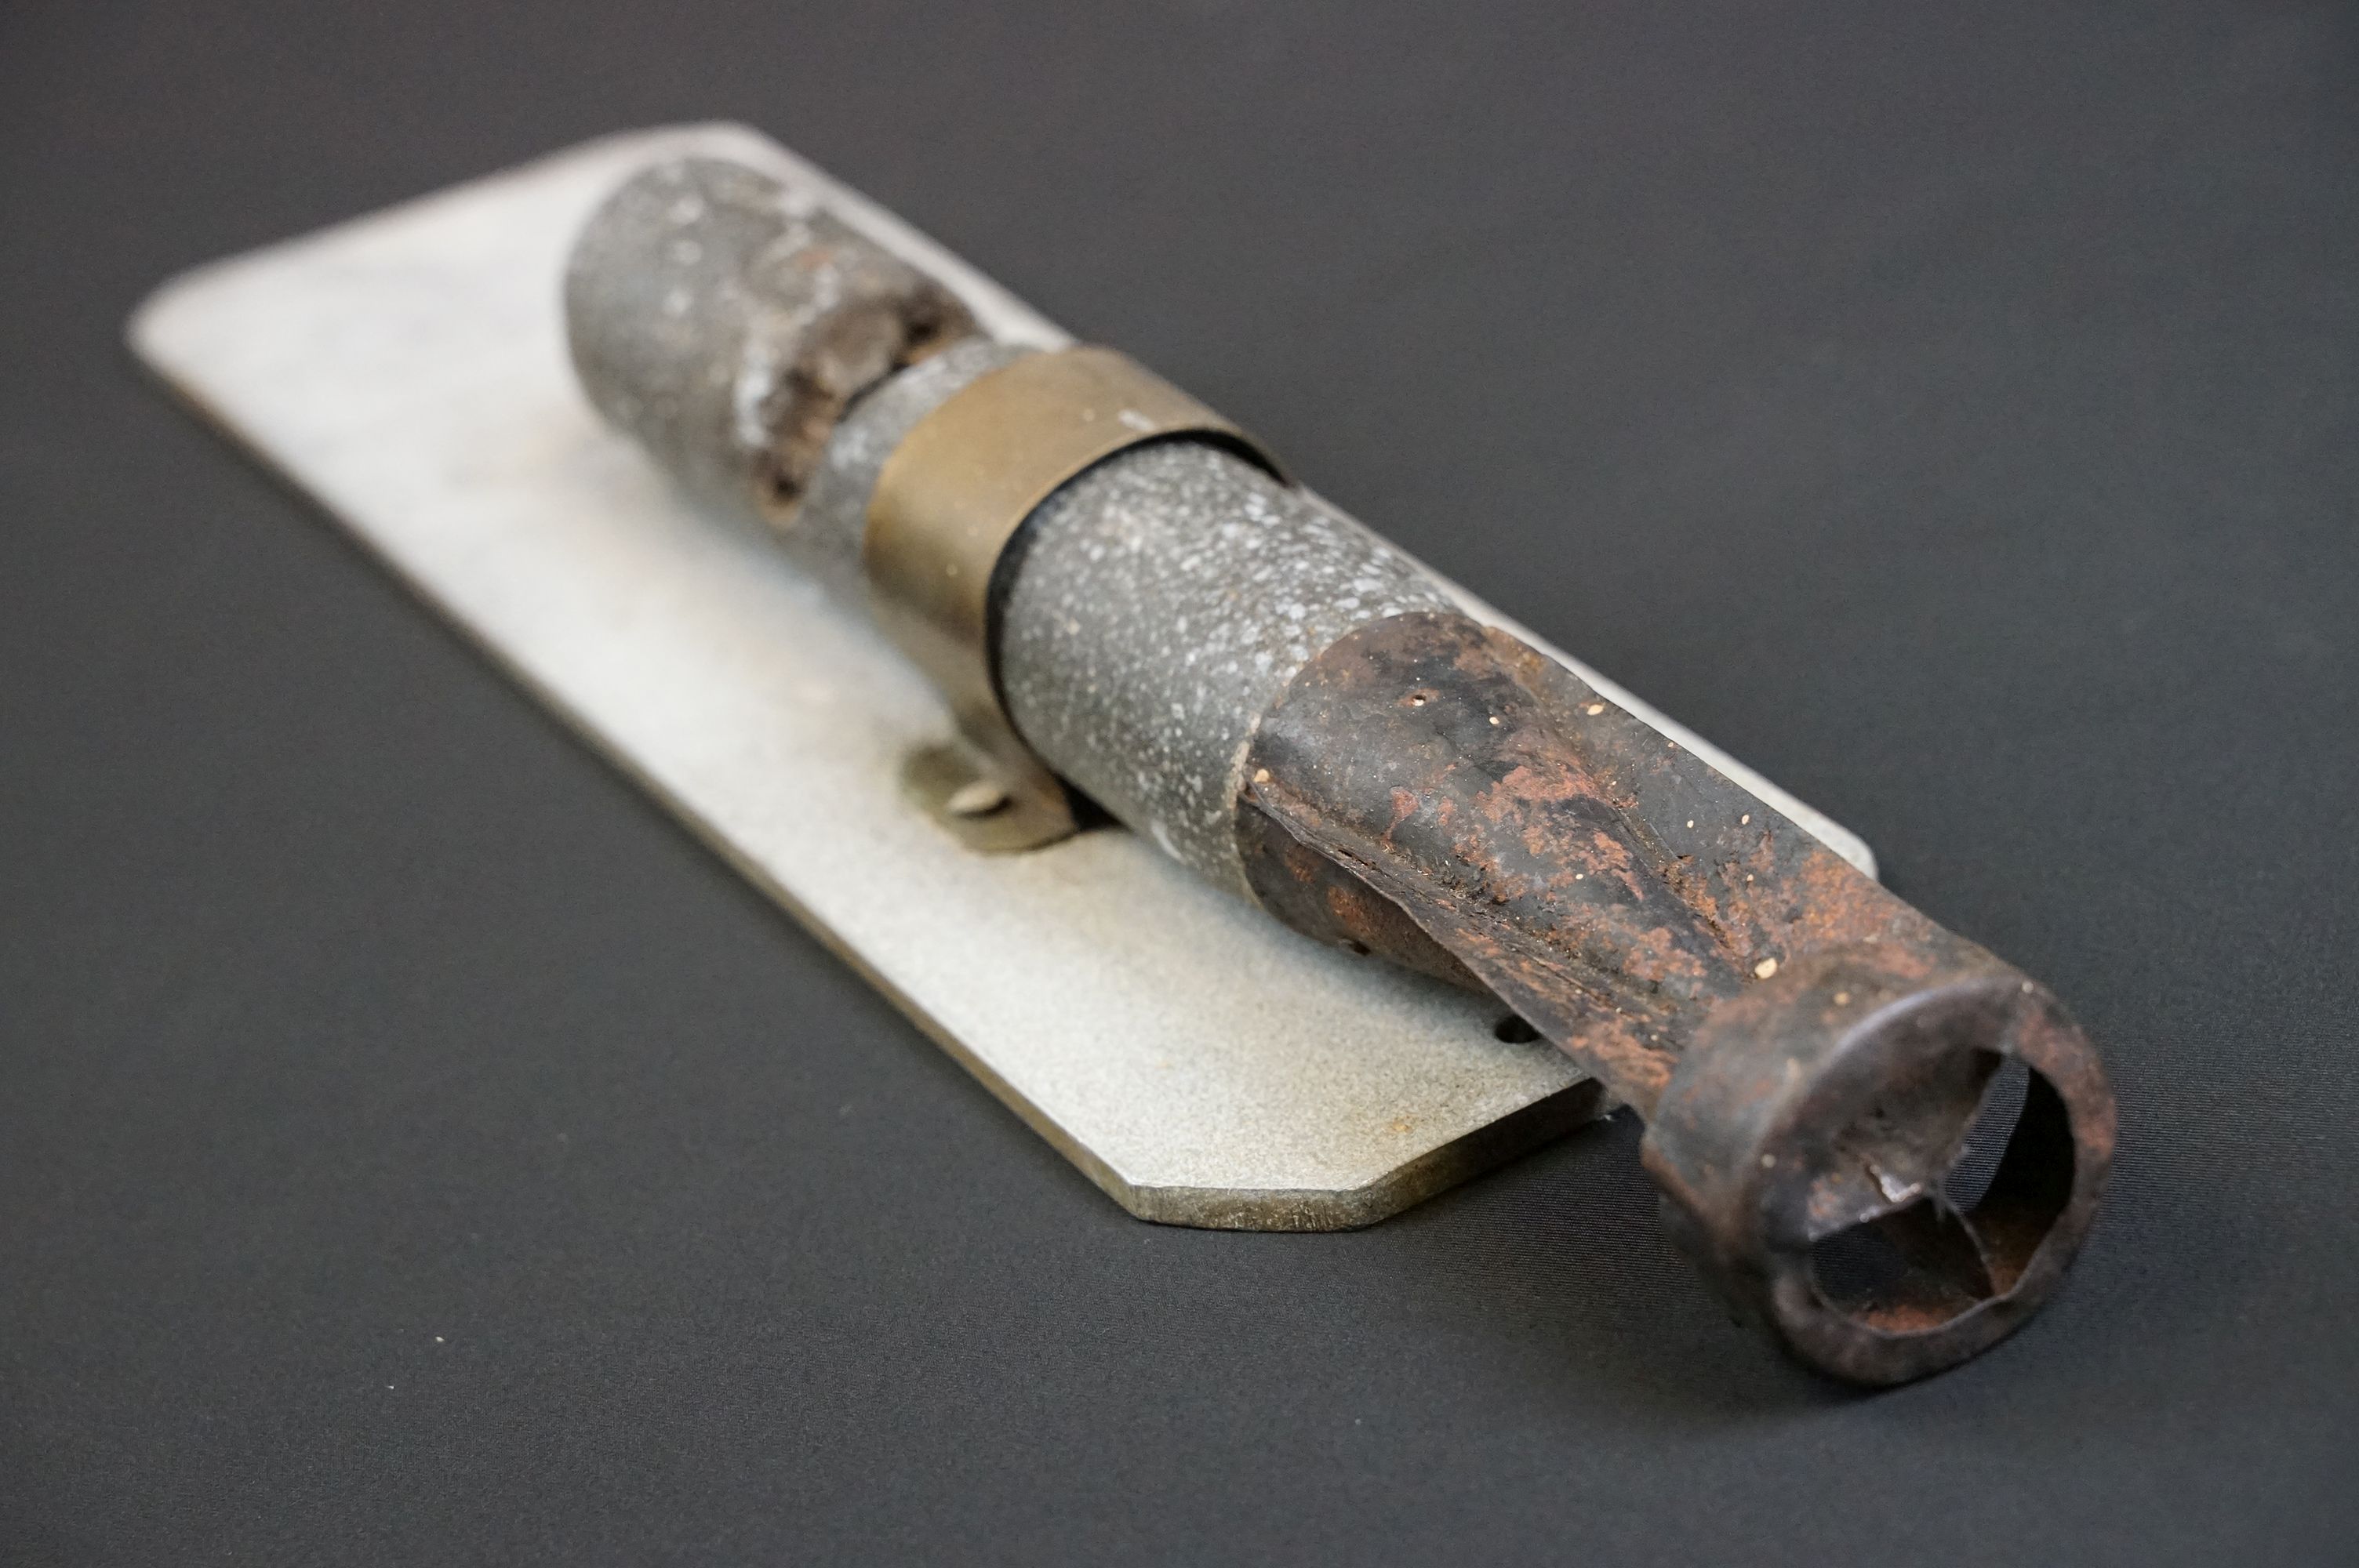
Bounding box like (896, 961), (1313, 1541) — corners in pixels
(783, 336), (1458, 899)
(999, 445), (1455, 896)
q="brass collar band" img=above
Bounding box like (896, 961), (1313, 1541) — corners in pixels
(863, 345), (1287, 757)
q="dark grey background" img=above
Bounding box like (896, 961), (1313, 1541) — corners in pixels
(5, 2), (2355, 1563)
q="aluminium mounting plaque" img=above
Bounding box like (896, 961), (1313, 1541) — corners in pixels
(129, 125), (1877, 1232)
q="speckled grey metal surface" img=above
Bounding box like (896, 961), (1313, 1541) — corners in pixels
(998, 445), (1453, 893)
(565, 156), (975, 528)
(765, 330), (1467, 893)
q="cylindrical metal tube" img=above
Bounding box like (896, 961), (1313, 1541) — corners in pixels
(564, 154), (2117, 1385)
(998, 444), (1454, 894)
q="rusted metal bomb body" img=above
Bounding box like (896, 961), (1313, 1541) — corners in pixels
(565, 155), (2116, 1385)
(1243, 612), (2114, 1381)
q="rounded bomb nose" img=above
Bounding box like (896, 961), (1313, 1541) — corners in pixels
(564, 156), (976, 528)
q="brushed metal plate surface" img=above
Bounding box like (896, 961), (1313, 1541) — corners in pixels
(129, 125), (1874, 1230)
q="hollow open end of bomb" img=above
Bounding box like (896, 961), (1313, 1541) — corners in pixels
(1803, 1054), (2072, 1331)
(1648, 966), (2112, 1385)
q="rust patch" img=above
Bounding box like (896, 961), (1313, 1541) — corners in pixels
(1238, 611), (2116, 1386)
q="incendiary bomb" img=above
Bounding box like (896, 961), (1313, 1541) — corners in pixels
(564, 155), (2115, 1385)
